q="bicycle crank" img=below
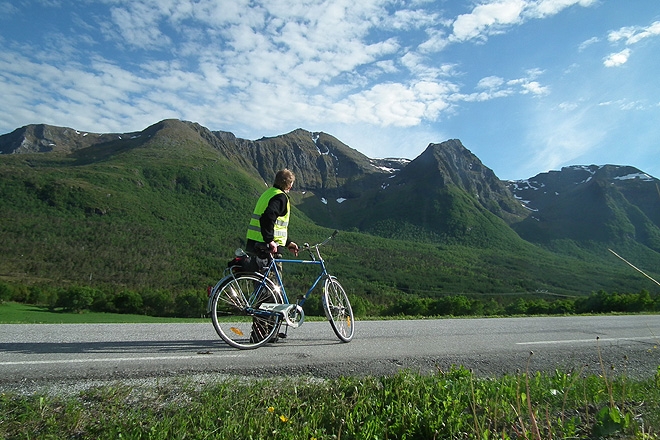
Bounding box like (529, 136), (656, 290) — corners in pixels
(258, 303), (305, 328)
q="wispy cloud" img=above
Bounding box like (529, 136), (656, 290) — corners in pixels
(452, 69), (549, 103)
(0, 1), (19, 16)
(608, 20), (660, 45)
(578, 36), (599, 51)
(524, 104), (607, 174)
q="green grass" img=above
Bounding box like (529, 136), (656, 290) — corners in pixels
(0, 302), (205, 324)
(1, 366), (659, 439)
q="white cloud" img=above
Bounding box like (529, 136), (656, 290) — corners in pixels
(521, 81), (549, 95)
(400, 52), (453, 81)
(330, 80), (456, 127)
(527, 0), (597, 18)
(603, 49), (630, 67)
(449, 0), (596, 43)
(418, 28), (450, 53)
(386, 8), (442, 31)
(451, 0), (526, 42)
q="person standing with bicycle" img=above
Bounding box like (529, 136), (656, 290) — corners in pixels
(245, 169), (299, 343)
(246, 168), (299, 259)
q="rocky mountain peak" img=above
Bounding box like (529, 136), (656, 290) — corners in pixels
(398, 139), (527, 220)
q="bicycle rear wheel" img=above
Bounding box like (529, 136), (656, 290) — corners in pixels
(211, 273), (282, 349)
(323, 276), (354, 342)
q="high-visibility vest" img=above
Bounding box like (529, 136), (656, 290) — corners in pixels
(246, 187), (290, 246)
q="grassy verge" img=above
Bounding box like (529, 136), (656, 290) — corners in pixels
(2, 366), (659, 439)
(0, 302), (206, 324)
(3, 301), (659, 438)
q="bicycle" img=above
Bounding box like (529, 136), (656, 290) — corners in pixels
(207, 231), (355, 349)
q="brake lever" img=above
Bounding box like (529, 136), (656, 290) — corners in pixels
(303, 243), (316, 261)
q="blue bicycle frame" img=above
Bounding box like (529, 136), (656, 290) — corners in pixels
(263, 257), (326, 305)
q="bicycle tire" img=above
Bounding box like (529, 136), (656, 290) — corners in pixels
(323, 276), (354, 342)
(210, 272), (282, 349)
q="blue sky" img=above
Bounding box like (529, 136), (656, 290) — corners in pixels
(1, 0), (658, 181)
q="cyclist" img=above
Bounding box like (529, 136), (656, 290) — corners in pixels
(246, 169), (299, 258)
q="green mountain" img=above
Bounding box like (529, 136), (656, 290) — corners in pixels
(1, 119), (659, 300)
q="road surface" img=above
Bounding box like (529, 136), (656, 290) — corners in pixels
(1, 315), (659, 389)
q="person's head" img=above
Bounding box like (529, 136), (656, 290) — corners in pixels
(274, 169), (295, 192)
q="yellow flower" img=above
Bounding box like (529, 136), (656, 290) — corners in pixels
(267, 406), (275, 413)
(279, 415), (289, 423)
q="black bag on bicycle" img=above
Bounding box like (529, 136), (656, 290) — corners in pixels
(227, 254), (268, 273)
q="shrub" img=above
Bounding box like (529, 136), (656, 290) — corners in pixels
(55, 286), (96, 312)
(113, 290), (144, 314)
(174, 290), (206, 318)
(0, 282), (11, 303)
(141, 288), (175, 317)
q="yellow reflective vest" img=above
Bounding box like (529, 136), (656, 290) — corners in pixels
(246, 187), (290, 246)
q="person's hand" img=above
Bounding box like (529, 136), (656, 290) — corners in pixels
(267, 241), (278, 253)
(287, 242), (299, 256)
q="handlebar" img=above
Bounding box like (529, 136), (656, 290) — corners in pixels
(254, 230), (338, 259)
(302, 230), (338, 251)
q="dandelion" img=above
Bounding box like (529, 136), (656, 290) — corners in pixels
(279, 414), (289, 423)
(267, 406), (275, 413)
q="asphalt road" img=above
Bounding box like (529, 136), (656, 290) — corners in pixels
(1, 315), (659, 389)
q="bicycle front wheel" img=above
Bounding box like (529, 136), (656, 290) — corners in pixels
(211, 273), (282, 349)
(323, 276), (354, 342)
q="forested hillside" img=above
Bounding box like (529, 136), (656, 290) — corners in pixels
(1, 119), (659, 317)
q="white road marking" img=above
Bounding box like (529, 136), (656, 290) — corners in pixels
(517, 336), (658, 346)
(0, 354), (240, 366)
